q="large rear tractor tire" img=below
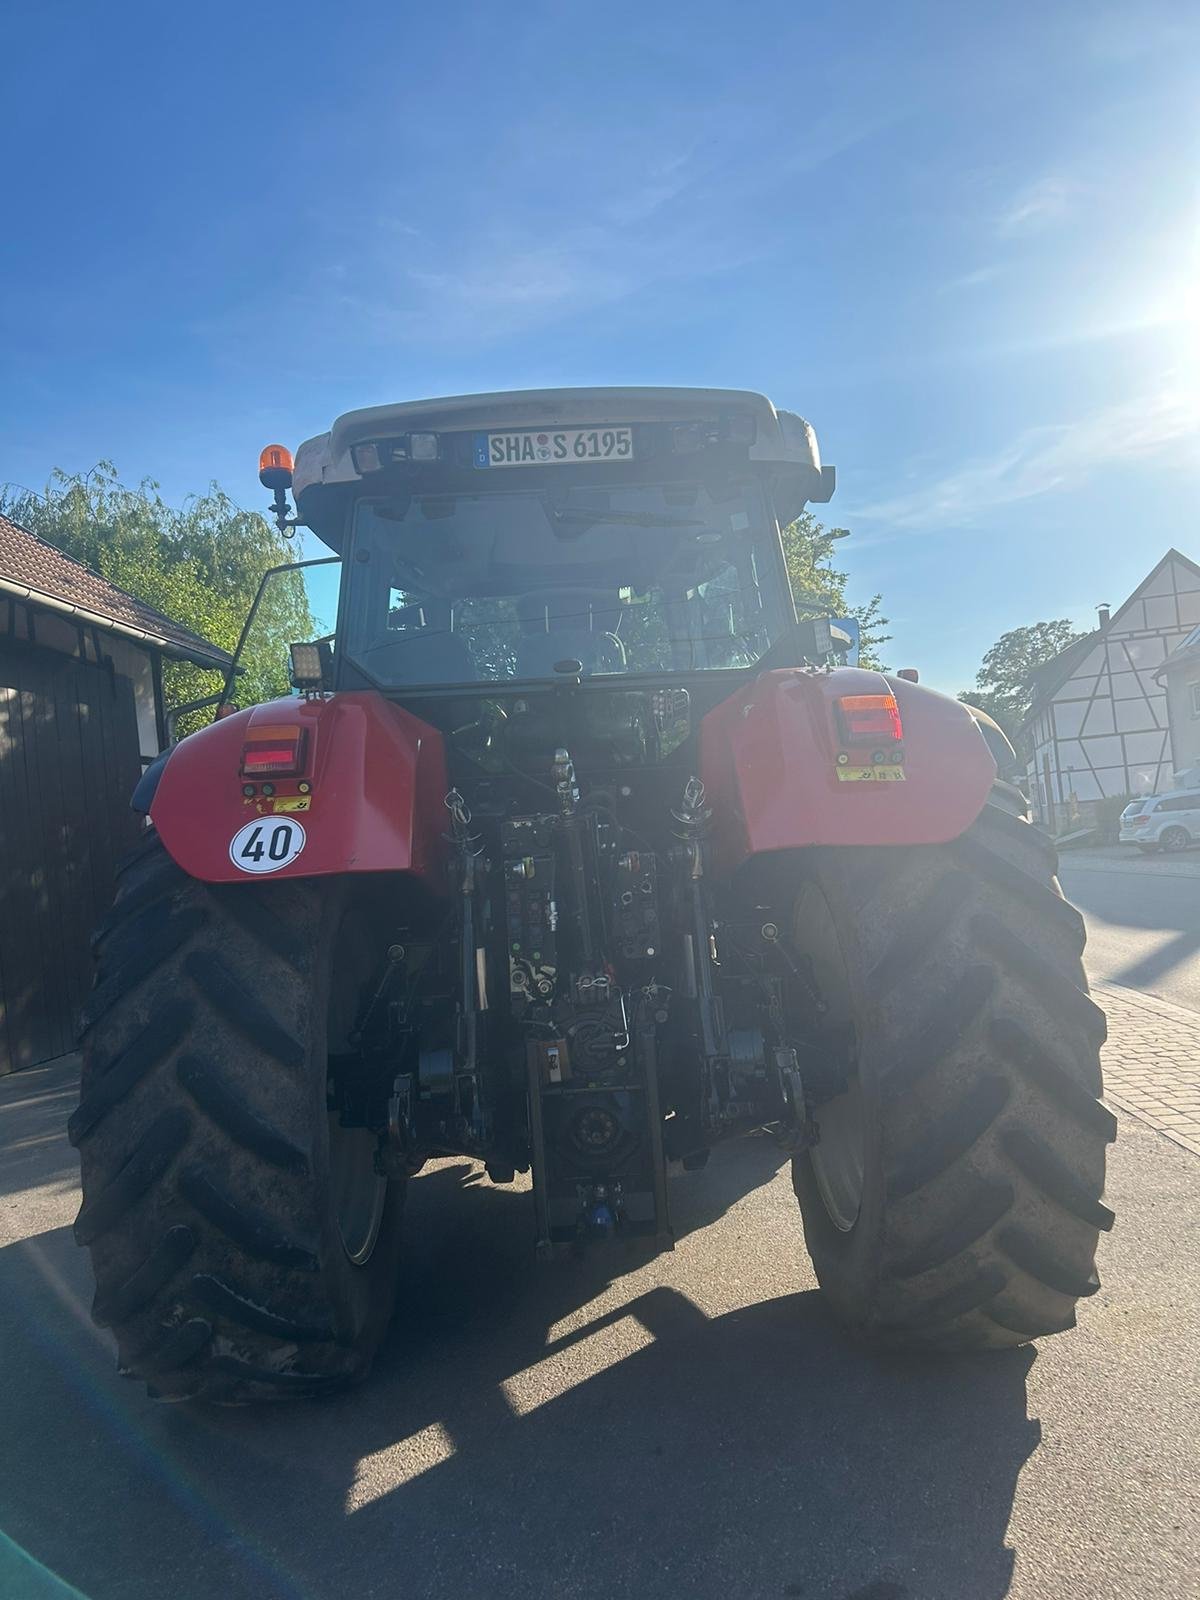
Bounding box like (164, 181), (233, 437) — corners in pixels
(789, 782), (1116, 1350)
(71, 834), (405, 1402)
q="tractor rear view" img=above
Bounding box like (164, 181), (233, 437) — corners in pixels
(72, 388), (1114, 1402)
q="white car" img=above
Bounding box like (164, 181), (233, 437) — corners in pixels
(1119, 790), (1200, 852)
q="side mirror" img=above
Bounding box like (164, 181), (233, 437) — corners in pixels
(773, 464), (837, 525)
(756, 618), (852, 673)
(797, 617), (852, 661)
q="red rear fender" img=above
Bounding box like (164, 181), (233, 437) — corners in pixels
(151, 693), (450, 888)
(699, 668), (996, 872)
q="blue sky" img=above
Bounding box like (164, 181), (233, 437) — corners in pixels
(2, 0), (1197, 689)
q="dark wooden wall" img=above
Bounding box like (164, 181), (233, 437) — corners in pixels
(0, 641), (144, 1073)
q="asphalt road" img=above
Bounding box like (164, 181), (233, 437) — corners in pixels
(1, 1055), (1196, 1600)
(1060, 855), (1200, 1016)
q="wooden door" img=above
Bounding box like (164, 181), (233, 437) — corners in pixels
(0, 643), (144, 1073)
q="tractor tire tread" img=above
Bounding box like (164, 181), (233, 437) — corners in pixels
(996, 1224), (1101, 1299)
(950, 833), (1086, 947)
(792, 785), (1113, 1352)
(91, 855), (188, 950)
(973, 804), (1058, 869)
(75, 834), (402, 1403)
(971, 911), (1107, 1042)
(69, 1000), (194, 1145)
(868, 869), (971, 995)
(876, 1265), (1009, 1333)
(116, 830), (168, 875)
(886, 1074), (1011, 1199)
(177, 1167), (320, 1271)
(988, 1017), (1119, 1141)
(90, 1225), (197, 1328)
(82, 909), (209, 1032)
(190, 1273), (336, 1342)
(889, 1179), (1014, 1279)
(883, 965), (995, 1099)
(123, 1317), (214, 1379)
(176, 1053), (310, 1172)
(207, 884), (312, 972)
(182, 951), (306, 1067)
(73, 1107), (193, 1246)
(1000, 1127), (1116, 1231)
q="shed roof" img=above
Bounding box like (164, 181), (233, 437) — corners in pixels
(0, 512), (231, 669)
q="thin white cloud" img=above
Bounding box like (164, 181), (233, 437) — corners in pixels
(997, 175), (1078, 236)
(940, 263), (1007, 293)
(372, 208), (760, 342)
(603, 151), (697, 228)
(290, 94), (903, 351)
(848, 386), (1199, 532)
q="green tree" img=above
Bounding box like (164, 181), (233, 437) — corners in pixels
(780, 510), (890, 669)
(959, 618), (1088, 740)
(1, 464), (314, 726)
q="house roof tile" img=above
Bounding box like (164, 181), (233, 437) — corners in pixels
(0, 512), (231, 669)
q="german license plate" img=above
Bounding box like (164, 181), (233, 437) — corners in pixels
(473, 427), (634, 468)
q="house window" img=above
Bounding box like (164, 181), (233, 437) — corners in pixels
(1191, 681), (1200, 718)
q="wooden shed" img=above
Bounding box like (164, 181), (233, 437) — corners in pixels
(0, 512), (230, 1074)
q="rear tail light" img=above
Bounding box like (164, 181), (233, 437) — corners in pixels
(241, 725), (307, 777)
(836, 693), (903, 745)
(1128, 814), (1151, 827)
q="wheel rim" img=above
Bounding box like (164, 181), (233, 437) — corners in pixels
(1162, 827), (1189, 853)
(791, 881), (866, 1232)
(811, 1080), (866, 1232)
(328, 1112), (386, 1265)
(326, 912), (388, 1267)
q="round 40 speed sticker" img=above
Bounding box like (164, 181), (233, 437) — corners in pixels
(229, 817), (306, 874)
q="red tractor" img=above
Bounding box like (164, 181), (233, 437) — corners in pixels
(72, 388), (1114, 1402)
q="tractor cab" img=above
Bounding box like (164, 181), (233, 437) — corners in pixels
(246, 389), (842, 781)
(279, 391), (830, 683)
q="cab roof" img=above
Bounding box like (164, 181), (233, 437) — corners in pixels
(292, 385), (831, 542)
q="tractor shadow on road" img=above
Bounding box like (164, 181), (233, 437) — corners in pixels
(1062, 863), (1200, 997)
(0, 1142), (1039, 1600)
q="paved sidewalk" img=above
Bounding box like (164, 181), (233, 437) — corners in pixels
(1062, 844), (1200, 878)
(1096, 981), (1200, 1156)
